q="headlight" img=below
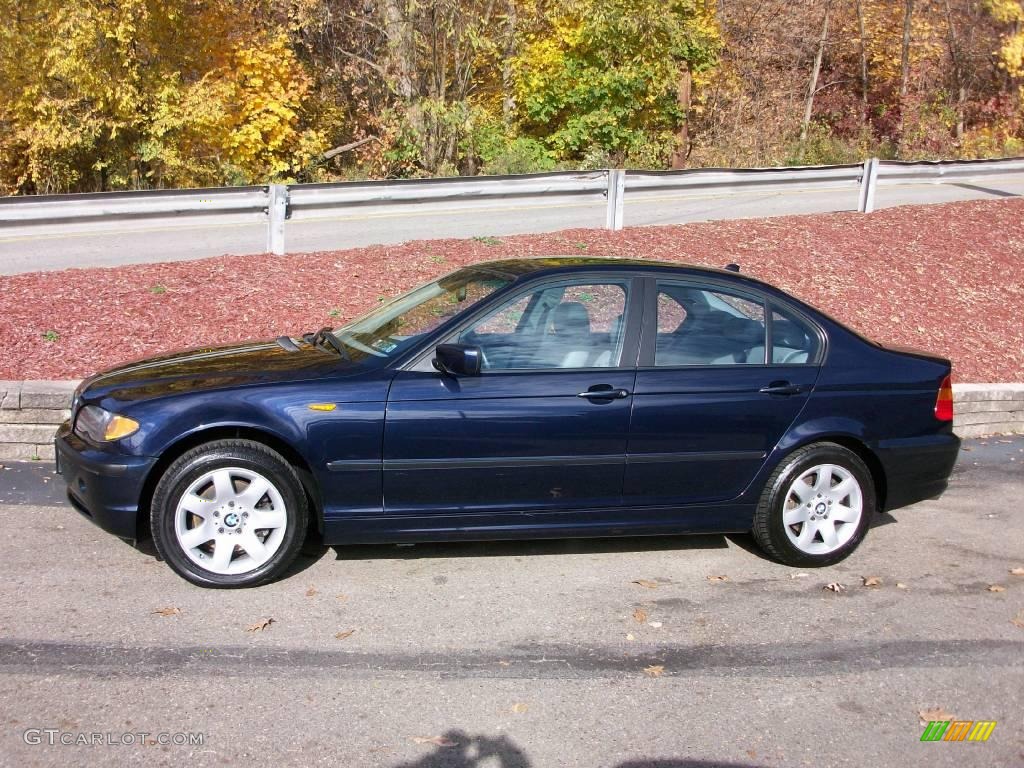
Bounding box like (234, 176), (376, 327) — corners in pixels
(74, 405), (140, 442)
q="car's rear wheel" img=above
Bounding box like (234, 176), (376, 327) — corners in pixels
(752, 442), (875, 567)
(150, 439), (308, 588)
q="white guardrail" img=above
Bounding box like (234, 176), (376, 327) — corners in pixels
(0, 157), (1022, 255)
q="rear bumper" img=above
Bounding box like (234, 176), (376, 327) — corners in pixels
(873, 432), (960, 512)
(55, 422), (156, 541)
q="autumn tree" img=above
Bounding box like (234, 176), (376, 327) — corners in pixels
(0, 0), (324, 194)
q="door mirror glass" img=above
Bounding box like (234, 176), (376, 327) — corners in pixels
(433, 343), (482, 376)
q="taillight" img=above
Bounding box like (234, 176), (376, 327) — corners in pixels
(935, 374), (954, 421)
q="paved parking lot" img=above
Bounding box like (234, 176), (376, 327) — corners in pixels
(0, 437), (1021, 768)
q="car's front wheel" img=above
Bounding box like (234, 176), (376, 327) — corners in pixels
(752, 442), (875, 567)
(150, 439), (308, 588)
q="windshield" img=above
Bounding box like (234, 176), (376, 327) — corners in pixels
(332, 268), (512, 361)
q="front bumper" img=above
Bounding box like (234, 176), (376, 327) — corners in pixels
(55, 422), (157, 541)
(874, 432), (961, 512)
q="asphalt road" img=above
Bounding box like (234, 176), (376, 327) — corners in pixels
(0, 437), (1022, 768)
(1, 176), (1022, 275)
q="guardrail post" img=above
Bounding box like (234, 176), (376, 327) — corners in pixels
(266, 184), (288, 255)
(857, 157), (879, 213)
(605, 169), (625, 230)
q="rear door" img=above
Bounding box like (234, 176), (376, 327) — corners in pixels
(384, 275), (643, 515)
(624, 278), (823, 506)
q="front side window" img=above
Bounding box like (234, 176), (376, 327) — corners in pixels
(655, 283), (767, 366)
(334, 268), (511, 361)
(458, 280), (629, 370)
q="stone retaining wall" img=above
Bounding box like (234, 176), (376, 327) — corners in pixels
(0, 380), (1021, 461)
(0, 381), (75, 460)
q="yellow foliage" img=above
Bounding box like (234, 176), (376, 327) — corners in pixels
(0, 0), (325, 193)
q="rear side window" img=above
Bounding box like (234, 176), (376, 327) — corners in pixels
(771, 307), (820, 364)
(655, 283), (766, 366)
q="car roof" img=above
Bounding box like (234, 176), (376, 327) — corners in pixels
(468, 256), (760, 284)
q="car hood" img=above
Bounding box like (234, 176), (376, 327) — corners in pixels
(81, 339), (354, 404)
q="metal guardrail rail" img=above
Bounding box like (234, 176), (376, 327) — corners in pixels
(0, 157), (1021, 255)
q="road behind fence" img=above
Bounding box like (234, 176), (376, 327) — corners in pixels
(0, 157), (1022, 274)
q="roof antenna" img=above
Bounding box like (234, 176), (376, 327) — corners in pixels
(725, 263), (740, 272)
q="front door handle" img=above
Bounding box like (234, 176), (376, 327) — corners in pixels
(759, 381), (804, 396)
(577, 387), (631, 400)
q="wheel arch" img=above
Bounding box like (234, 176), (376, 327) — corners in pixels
(136, 425), (323, 541)
(784, 434), (888, 512)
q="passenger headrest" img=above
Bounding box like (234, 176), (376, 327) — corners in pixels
(551, 302), (591, 334)
(773, 319), (809, 349)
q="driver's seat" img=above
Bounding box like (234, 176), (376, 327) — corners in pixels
(537, 302), (594, 368)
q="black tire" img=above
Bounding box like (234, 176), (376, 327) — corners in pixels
(150, 439), (308, 588)
(752, 442), (876, 567)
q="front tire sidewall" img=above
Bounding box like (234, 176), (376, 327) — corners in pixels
(760, 445), (876, 567)
(151, 443), (307, 588)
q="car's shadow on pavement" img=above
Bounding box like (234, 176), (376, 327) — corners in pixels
(384, 730), (765, 768)
(128, 511), (903, 582)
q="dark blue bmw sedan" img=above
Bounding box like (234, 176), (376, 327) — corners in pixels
(56, 258), (959, 587)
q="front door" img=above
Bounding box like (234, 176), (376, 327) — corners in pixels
(384, 277), (641, 515)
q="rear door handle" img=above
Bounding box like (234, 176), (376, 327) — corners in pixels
(577, 387), (631, 399)
(759, 382), (804, 396)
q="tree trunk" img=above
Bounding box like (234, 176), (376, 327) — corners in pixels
(380, 0), (416, 104)
(856, 0), (869, 123)
(899, 0), (914, 100)
(943, 0), (965, 140)
(502, 0), (517, 127)
(670, 62), (692, 169)
(800, 1), (830, 145)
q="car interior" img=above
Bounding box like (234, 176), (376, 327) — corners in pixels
(460, 283), (627, 369)
(458, 281), (818, 370)
(655, 285), (816, 366)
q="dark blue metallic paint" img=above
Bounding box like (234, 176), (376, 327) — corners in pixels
(55, 258), (959, 546)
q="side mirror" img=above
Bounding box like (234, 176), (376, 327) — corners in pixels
(433, 343), (482, 376)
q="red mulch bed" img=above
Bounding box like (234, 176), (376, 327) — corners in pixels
(1, 199), (1021, 382)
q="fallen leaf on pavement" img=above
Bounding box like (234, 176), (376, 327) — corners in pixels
(1010, 567), (1024, 576)
(823, 582), (846, 593)
(306, 586), (318, 597)
(246, 618), (275, 632)
(511, 703), (528, 713)
(1011, 611), (1024, 630)
(412, 736), (457, 747)
(862, 576), (882, 587)
(648, 621), (663, 628)
(706, 575), (730, 582)
(918, 707), (955, 725)
(335, 629), (356, 640)
(498, 660), (510, 666)
(790, 572), (809, 579)
(643, 665), (665, 677)
(986, 584), (1006, 592)
(632, 579), (659, 589)
(335, 593), (348, 601)
(152, 607), (181, 617)
(896, 582), (908, 589)
(633, 607), (648, 623)
(626, 633), (636, 641)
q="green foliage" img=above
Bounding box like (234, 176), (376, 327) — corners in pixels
(512, 0), (721, 164)
(472, 236), (503, 246)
